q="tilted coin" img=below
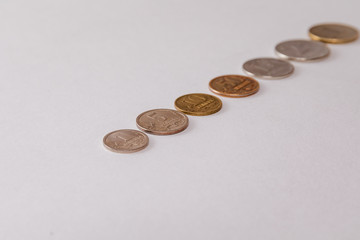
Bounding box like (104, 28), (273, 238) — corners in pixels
(103, 129), (149, 153)
(174, 93), (222, 116)
(275, 39), (330, 62)
(309, 23), (358, 44)
(242, 58), (294, 79)
(209, 75), (259, 97)
(136, 109), (189, 135)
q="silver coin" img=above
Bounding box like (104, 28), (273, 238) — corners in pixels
(242, 58), (294, 79)
(136, 109), (189, 135)
(103, 129), (149, 153)
(275, 39), (330, 62)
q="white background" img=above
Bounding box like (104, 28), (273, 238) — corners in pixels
(1, 0), (359, 239)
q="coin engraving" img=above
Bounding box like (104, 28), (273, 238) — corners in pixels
(275, 39), (330, 61)
(174, 93), (222, 116)
(209, 75), (259, 97)
(309, 23), (359, 44)
(243, 58), (294, 79)
(136, 109), (189, 135)
(103, 129), (149, 153)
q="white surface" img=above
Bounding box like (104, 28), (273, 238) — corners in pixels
(1, 0), (359, 239)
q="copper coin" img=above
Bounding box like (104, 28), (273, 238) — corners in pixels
(309, 23), (359, 44)
(275, 39), (330, 62)
(209, 75), (259, 97)
(103, 129), (149, 153)
(242, 58), (294, 79)
(174, 93), (222, 116)
(136, 109), (189, 135)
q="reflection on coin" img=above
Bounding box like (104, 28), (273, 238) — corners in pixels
(209, 75), (259, 97)
(275, 39), (330, 62)
(309, 23), (358, 44)
(103, 129), (149, 153)
(136, 109), (189, 135)
(175, 93), (222, 116)
(243, 58), (294, 79)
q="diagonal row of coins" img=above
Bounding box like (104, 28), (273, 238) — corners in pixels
(103, 23), (358, 153)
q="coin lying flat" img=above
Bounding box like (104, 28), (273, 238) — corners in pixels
(275, 39), (330, 62)
(175, 93), (222, 116)
(136, 109), (189, 135)
(243, 58), (294, 79)
(209, 75), (259, 97)
(103, 129), (149, 153)
(309, 23), (358, 44)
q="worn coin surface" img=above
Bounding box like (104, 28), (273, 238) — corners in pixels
(136, 109), (189, 135)
(103, 129), (149, 153)
(209, 75), (259, 97)
(175, 93), (222, 116)
(309, 23), (358, 44)
(275, 39), (330, 61)
(243, 58), (294, 79)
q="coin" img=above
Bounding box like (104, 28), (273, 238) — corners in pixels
(309, 23), (358, 44)
(136, 109), (189, 135)
(103, 129), (149, 153)
(209, 75), (259, 97)
(275, 39), (330, 62)
(243, 58), (294, 79)
(174, 93), (222, 116)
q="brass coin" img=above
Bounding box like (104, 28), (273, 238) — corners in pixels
(243, 58), (294, 79)
(136, 109), (189, 135)
(309, 23), (359, 44)
(174, 93), (222, 116)
(103, 129), (149, 153)
(209, 75), (259, 97)
(275, 39), (330, 62)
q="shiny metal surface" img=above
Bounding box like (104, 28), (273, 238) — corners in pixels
(136, 109), (189, 135)
(309, 23), (359, 43)
(174, 93), (222, 116)
(275, 39), (330, 62)
(243, 58), (294, 79)
(209, 75), (259, 97)
(103, 129), (149, 153)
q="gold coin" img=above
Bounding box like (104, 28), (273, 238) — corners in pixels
(309, 23), (359, 44)
(209, 75), (259, 97)
(103, 129), (149, 153)
(174, 93), (222, 116)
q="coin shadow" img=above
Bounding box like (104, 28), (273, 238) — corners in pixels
(138, 134), (155, 154)
(320, 47), (341, 63)
(179, 116), (197, 135)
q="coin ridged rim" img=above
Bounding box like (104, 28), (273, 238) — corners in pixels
(174, 93), (222, 116)
(275, 39), (330, 62)
(309, 23), (359, 44)
(103, 129), (149, 153)
(136, 108), (189, 135)
(208, 75), (259, 97)
(242, 58), (294, 79)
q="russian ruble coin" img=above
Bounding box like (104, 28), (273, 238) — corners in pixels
(209, 75), (259, 97)
(275, 39), (330, 61)
(103, 129), (149, 153)
(309, 23), (358, 44)
(175, 93), (222, 116)
(243, 58), (294, 79)
(136, 109), (189, 135)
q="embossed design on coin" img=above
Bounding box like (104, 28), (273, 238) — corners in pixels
(242, 58), (294, 79)
(103, 129), (149, 153)
(275, 39), (330, 62)
(309, 23), (358, 44)
(174, 93), (222, 116)
(136, 109), (189, 135)
(209, 75), (259, 97)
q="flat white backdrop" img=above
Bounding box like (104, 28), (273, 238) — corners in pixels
(1, 0), (359, 239)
